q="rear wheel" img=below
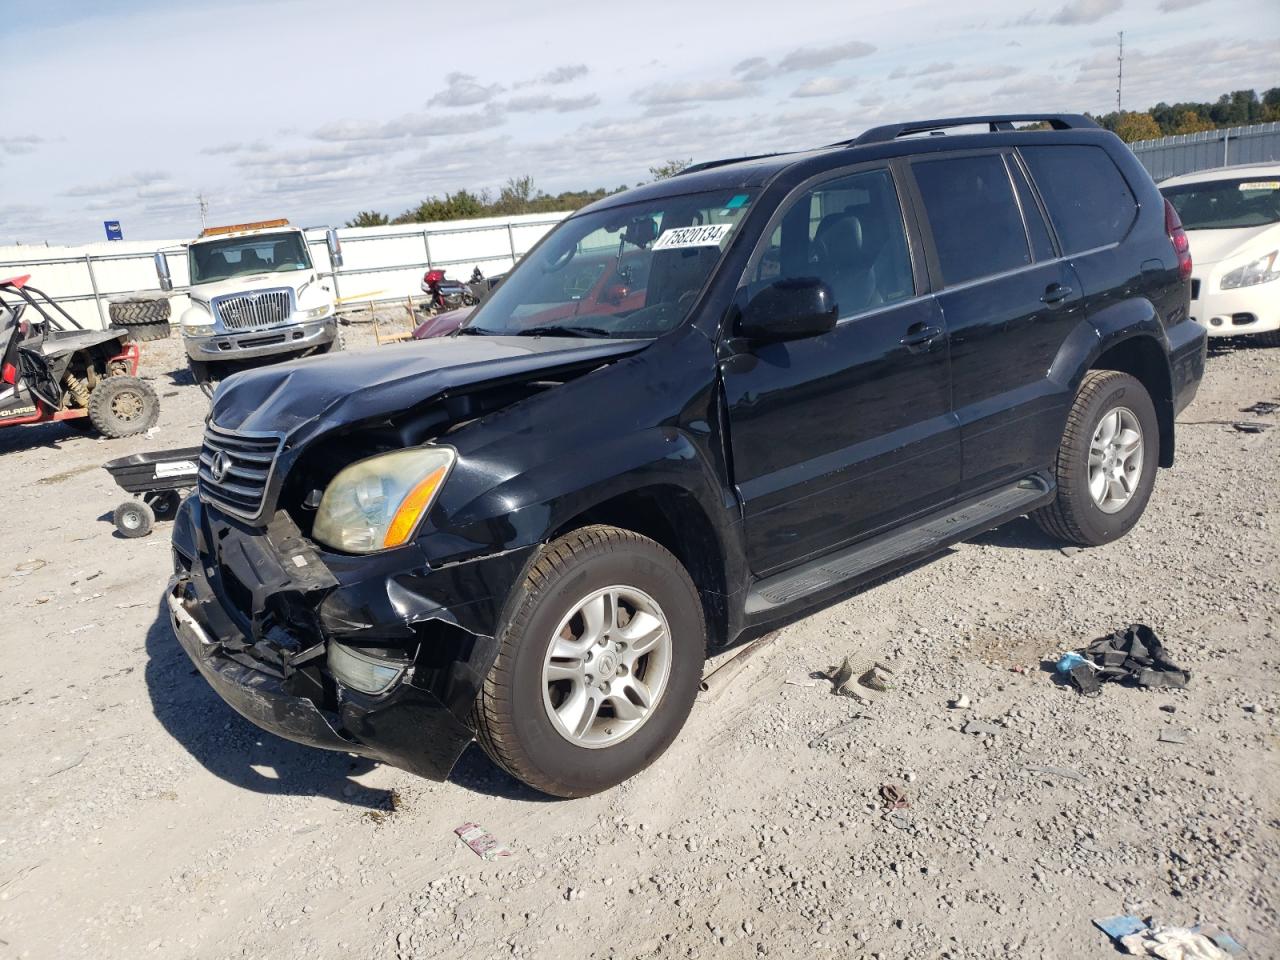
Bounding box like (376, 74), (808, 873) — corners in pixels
(473, 525), (705, 797)
(1032, 370), (1159, 546)
(87, 375), (160, 438)
(1256, 329), (1280, 348)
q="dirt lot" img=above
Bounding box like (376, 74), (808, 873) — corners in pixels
(0, 319), (1276, 960)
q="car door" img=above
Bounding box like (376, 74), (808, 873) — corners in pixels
(720, 164), (961, 576)
(906, 150), (1086, 495)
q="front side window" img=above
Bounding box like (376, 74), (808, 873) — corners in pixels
(913, 154), (1031, 286)
(1161, 176), (1280, 230)
(461, 189), (756, 339)
(189, 233), (312, 284)
(751, 168), (914, 318)
(1020, 145), (1138, 253)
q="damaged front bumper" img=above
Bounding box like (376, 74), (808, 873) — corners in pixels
(168, 495), (536, 780)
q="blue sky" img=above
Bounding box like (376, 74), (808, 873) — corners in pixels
(1, 0), (1276, 245)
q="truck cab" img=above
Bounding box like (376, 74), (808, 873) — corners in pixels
(164, 219), (345, 370)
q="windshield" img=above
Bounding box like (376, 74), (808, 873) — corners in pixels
(188, 232), (313, 284)
(460, 189), (757, 339)
(1162, 176), (1280, 231)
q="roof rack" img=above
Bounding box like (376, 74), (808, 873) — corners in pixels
(845, 114), (1098, 147)
(676, 153), (782, 176)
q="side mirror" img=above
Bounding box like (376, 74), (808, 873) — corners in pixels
(737, 277), (837, 342)
(326, 228), (344, 269)
(154, 252), (173, 292)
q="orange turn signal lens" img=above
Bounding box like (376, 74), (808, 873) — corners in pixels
(382, 464), (449, 549)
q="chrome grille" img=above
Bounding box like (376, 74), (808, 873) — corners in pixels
(198, 423), (283, 521)
(212, 288), (294, 330)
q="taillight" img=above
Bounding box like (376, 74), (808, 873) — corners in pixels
(1164, 198), (1192, 281)
(1, 362), (15, 385)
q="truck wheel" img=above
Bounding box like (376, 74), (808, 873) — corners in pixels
(316, 330), (345, 354)
(473, 525), (706, 798)
(88, 375), (160, 438)
(114, 500), (154, 538)
(1032, 370), (1159, 547)
(109, 299), (171, 342)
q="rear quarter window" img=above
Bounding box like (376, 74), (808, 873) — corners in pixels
(1020, 145), (1138, 254)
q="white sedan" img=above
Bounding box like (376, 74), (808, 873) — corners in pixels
(1160, 163), (1280, 345)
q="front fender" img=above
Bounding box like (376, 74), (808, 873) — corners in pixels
(426, 424), (726, 566)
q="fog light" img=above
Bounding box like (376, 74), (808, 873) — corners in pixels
(327, 642), (404, 694)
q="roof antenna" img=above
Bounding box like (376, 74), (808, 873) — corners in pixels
(197, 193), (209, 230)
(1115, 31), (1124, 112)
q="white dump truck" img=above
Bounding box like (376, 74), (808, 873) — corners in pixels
(153, 219), (345, 377)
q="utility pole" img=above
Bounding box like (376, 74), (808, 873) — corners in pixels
(197, 193), (209, 230)
(1116, 31), (1124, 113)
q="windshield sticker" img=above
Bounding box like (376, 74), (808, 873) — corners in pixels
(154, 460), (198, 479)
(651, 223), (734, 250)
(724, 194), (750, 209)
(1239, 181), (1280, 191)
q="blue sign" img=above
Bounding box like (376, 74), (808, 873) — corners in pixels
(104, 220), (123, 241)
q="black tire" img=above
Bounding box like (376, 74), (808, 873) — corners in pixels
(87, 375), (160, 438)
(109, 299), (171, 342)
(315, 329), (346, 354)
(113, 500), (154, 538)
(473, 525), (706, 798)
(1032, 370), (1160, 547)
(111, 320), (171, 342)
(148, 490), (181, 521)
(109, 299), (170, 325)
(1255, 329), (1280, 348)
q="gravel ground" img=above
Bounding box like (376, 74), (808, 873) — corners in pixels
(0, 320), (1276, 960)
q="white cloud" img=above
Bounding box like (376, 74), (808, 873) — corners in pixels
(633, 79), (758, 106)
(1158, 0), (1207, 8)
(2, 135), (44, 156)
(777, 40), (876, 72)
(791, 76), (857, 98)
(506, 93), (600, 113)
(1048, 0), (1122, 25)
(62, 171), (170, 198)
(428, 72), (503, 107)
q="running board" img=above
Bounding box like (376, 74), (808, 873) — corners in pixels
(745, 477), (1052, 615)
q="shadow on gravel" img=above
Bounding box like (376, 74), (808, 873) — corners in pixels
(447, 745), (557, 802)
(0, 420), (88, 454)
(143, 597), (388, 809)
(969, 516), (1064, 552)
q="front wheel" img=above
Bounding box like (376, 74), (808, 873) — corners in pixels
(88, 375), (160, 438)
(1032, 370), (1159, 546)
(473, 525), (706, 798)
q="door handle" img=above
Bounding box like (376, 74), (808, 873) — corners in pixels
(1040, 283), (1073, 306)
(900, 323), (943, 352)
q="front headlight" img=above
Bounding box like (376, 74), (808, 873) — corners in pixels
(1220, 250), (1279, 289)
(303, 304), (332, 320)
(312, 446), (454, 553)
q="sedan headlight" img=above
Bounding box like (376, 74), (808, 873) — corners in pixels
(312, 447), (454, 553)
(303, 304), (332, 320)
(1220, 250), (1279, 289)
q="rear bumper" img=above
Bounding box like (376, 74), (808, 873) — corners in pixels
(184, 317), (336, 361)
(1167, 318), (1207, 416)
(168, 495), (536, 780)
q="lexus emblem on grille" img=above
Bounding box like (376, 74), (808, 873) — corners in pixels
(209, 451), (230, 483)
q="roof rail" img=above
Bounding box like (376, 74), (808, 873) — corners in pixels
(676, 153), (782, 176)
(846, 114), (1098, 146)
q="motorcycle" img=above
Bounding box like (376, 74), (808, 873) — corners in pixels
(420, 269), (473, 315)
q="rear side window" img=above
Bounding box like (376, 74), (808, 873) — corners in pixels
(912, 154), (1031, 286)
(1020, 145), (1138, 254)
(1009, 160), (1056, 261)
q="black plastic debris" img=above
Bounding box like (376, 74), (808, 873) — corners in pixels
(1240, 400), (1279, 415)
(1075, 623), (1191, 692)
(1232, 421), (1270, 434)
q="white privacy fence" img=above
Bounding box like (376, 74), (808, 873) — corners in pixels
(0, 212), (570, 329)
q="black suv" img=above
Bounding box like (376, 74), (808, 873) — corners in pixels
(168, 114), (1205, 797)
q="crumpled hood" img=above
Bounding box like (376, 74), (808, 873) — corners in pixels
(210, 335), (646, 440)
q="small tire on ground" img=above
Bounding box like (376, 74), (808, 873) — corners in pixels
(148, 490), (182, 521)
(114, 500), (154, 538)
(1255, 329), (1280, 348)
(1032, 370), (1159, 547)
(87, 375), (160, 438)
(473, 524), (706, 798)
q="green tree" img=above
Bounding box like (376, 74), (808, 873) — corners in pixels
(648, 159), (691, 180)
(1171, 111), (1214, 135)
(1112, 111), (1163, 143)
(345, 210), (389, 228)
